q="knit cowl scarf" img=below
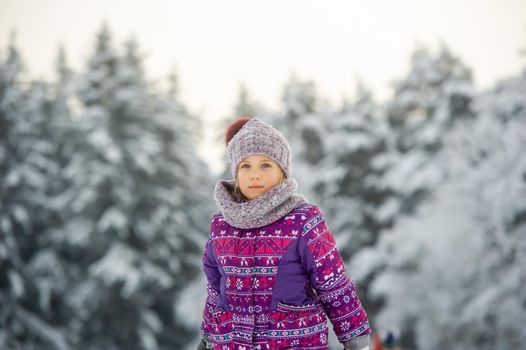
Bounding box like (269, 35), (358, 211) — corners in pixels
(213, 178), (308, 229)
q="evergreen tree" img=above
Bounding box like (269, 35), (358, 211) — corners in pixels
(383, 44), (475, 216)
(273, 74), (318, 136)
(0, 37), (71, 350)
(295, 84), (393, 349)
(360, 67), (526, 350)
(312, 83), (390, 259)
(349, 45), (477, 347)
(54, 25), (213, 349)
(233, 83), (264, 118)
(266, 75), (325, 201)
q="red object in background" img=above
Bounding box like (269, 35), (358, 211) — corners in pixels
(371, 333), (384, 350)
(371, 330), (402, 350)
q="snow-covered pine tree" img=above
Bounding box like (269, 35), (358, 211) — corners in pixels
(360, 66), (526, 350)
(288, 82), (392, 350)
(383, 44), (475, 216)
(311, 83), (390, 259)
(349, 45), (477, 348)
(54, 25), (213, 350)
(0, 37), (71, 350)
(49, 45), (81, 172)
(265, 75), (326, 202)
(153, 59), (217, 349)
(233, 83), (265, 119)
(272, 74), (318, 135)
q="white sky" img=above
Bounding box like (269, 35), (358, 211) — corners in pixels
(1, 0), (525, 174)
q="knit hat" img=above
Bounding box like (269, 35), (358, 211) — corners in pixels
(226, 117), (292, 179)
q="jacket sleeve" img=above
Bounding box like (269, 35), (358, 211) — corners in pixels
(300, 207), (372, 344)
(200, 237), (222, 336)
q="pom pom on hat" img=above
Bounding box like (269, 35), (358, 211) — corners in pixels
(225, 117), (292, 179)
(225, 117), (250, 145)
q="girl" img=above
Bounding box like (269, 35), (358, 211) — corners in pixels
(199, 117), (371, 350)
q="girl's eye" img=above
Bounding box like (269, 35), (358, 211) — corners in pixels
(240, 164), (250, 169)
(261, 163), (271, 168)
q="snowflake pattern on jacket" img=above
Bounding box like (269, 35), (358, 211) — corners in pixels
(201, 203), (371, 350)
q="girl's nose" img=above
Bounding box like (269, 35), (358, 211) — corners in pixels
(251, 173), (261, 180)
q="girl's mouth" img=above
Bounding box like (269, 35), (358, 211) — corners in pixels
(248, 185), (264, 189)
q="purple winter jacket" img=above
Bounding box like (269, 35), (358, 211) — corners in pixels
(201, 203), (371, 350)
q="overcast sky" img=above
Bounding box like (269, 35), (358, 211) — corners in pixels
(1, 0), (525, 173)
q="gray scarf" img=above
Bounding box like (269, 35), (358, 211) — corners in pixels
(213, 178), (308, 229)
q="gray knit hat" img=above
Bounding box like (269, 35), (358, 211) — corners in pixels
(226, 117), (292, 179)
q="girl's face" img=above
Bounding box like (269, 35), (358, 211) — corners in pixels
(236, 154), (285, 200)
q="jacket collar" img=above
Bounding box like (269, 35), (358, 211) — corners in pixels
(213, 178), (308, 229)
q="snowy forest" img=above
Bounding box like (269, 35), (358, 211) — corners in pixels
(1, 24), (525, 350)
